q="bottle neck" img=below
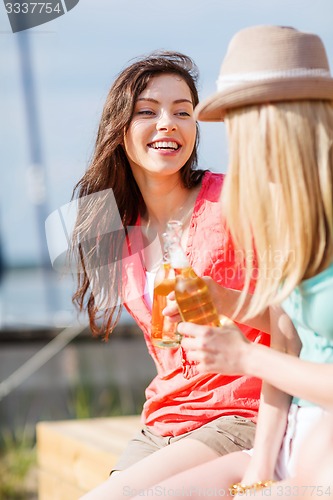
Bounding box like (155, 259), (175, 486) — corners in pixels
(163, 219), (189, 269)
(168, 243), (190, 270)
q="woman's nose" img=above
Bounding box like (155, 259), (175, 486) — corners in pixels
(156, 111), (177, 131)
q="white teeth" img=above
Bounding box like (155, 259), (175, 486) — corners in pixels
(150, 141), (179, 150)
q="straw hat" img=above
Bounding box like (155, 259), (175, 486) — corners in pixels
(196, 25), (333, 122)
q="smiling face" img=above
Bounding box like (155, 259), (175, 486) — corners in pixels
(123, 73), (197, 180)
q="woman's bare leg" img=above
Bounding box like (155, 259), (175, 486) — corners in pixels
(131, 450), (250, 499)
(80, 438), (220, 499)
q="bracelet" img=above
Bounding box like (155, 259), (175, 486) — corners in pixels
(229, 480), (276, 495)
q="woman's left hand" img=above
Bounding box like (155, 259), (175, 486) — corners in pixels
(178, 319), (251, 375)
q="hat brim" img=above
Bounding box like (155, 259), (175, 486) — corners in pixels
(195, 77), (333, 122)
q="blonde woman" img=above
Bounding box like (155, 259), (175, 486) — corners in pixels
(131, 26), (333, 499)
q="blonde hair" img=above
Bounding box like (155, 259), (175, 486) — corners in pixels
(223, 100), (333, 319)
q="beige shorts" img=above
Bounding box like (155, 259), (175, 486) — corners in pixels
(112, 415), (256, 472)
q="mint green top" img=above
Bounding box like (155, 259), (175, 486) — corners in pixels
(282, 262), (333, 407)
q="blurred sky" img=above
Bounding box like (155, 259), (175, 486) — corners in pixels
(1, 0), (333, 266)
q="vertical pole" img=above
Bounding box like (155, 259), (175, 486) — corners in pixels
(16, 31), (58, 318)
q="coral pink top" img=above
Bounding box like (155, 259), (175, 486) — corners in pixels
(122, 171), (269, 437)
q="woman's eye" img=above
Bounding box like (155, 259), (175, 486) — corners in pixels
(137, 110), (155, 116)
(177, 111), (191, 117)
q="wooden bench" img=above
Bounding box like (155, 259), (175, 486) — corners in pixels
(36, 415), (141, 499)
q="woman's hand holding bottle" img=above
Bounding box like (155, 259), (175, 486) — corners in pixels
(161, 277), (252, 376)
(162, 275), (227, 318)
(177, 320), (251, 375)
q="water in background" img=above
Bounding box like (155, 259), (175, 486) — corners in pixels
(0, 267), (77, 330)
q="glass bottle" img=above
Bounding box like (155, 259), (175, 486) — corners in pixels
(151, 235), (181, 348)
(165, 222), (220, 326)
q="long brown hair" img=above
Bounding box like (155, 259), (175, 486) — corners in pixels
(71, 51), (205, 338)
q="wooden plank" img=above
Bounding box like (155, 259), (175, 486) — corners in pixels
(38, 469), (85, 500)
(37, 416), (141, 494)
